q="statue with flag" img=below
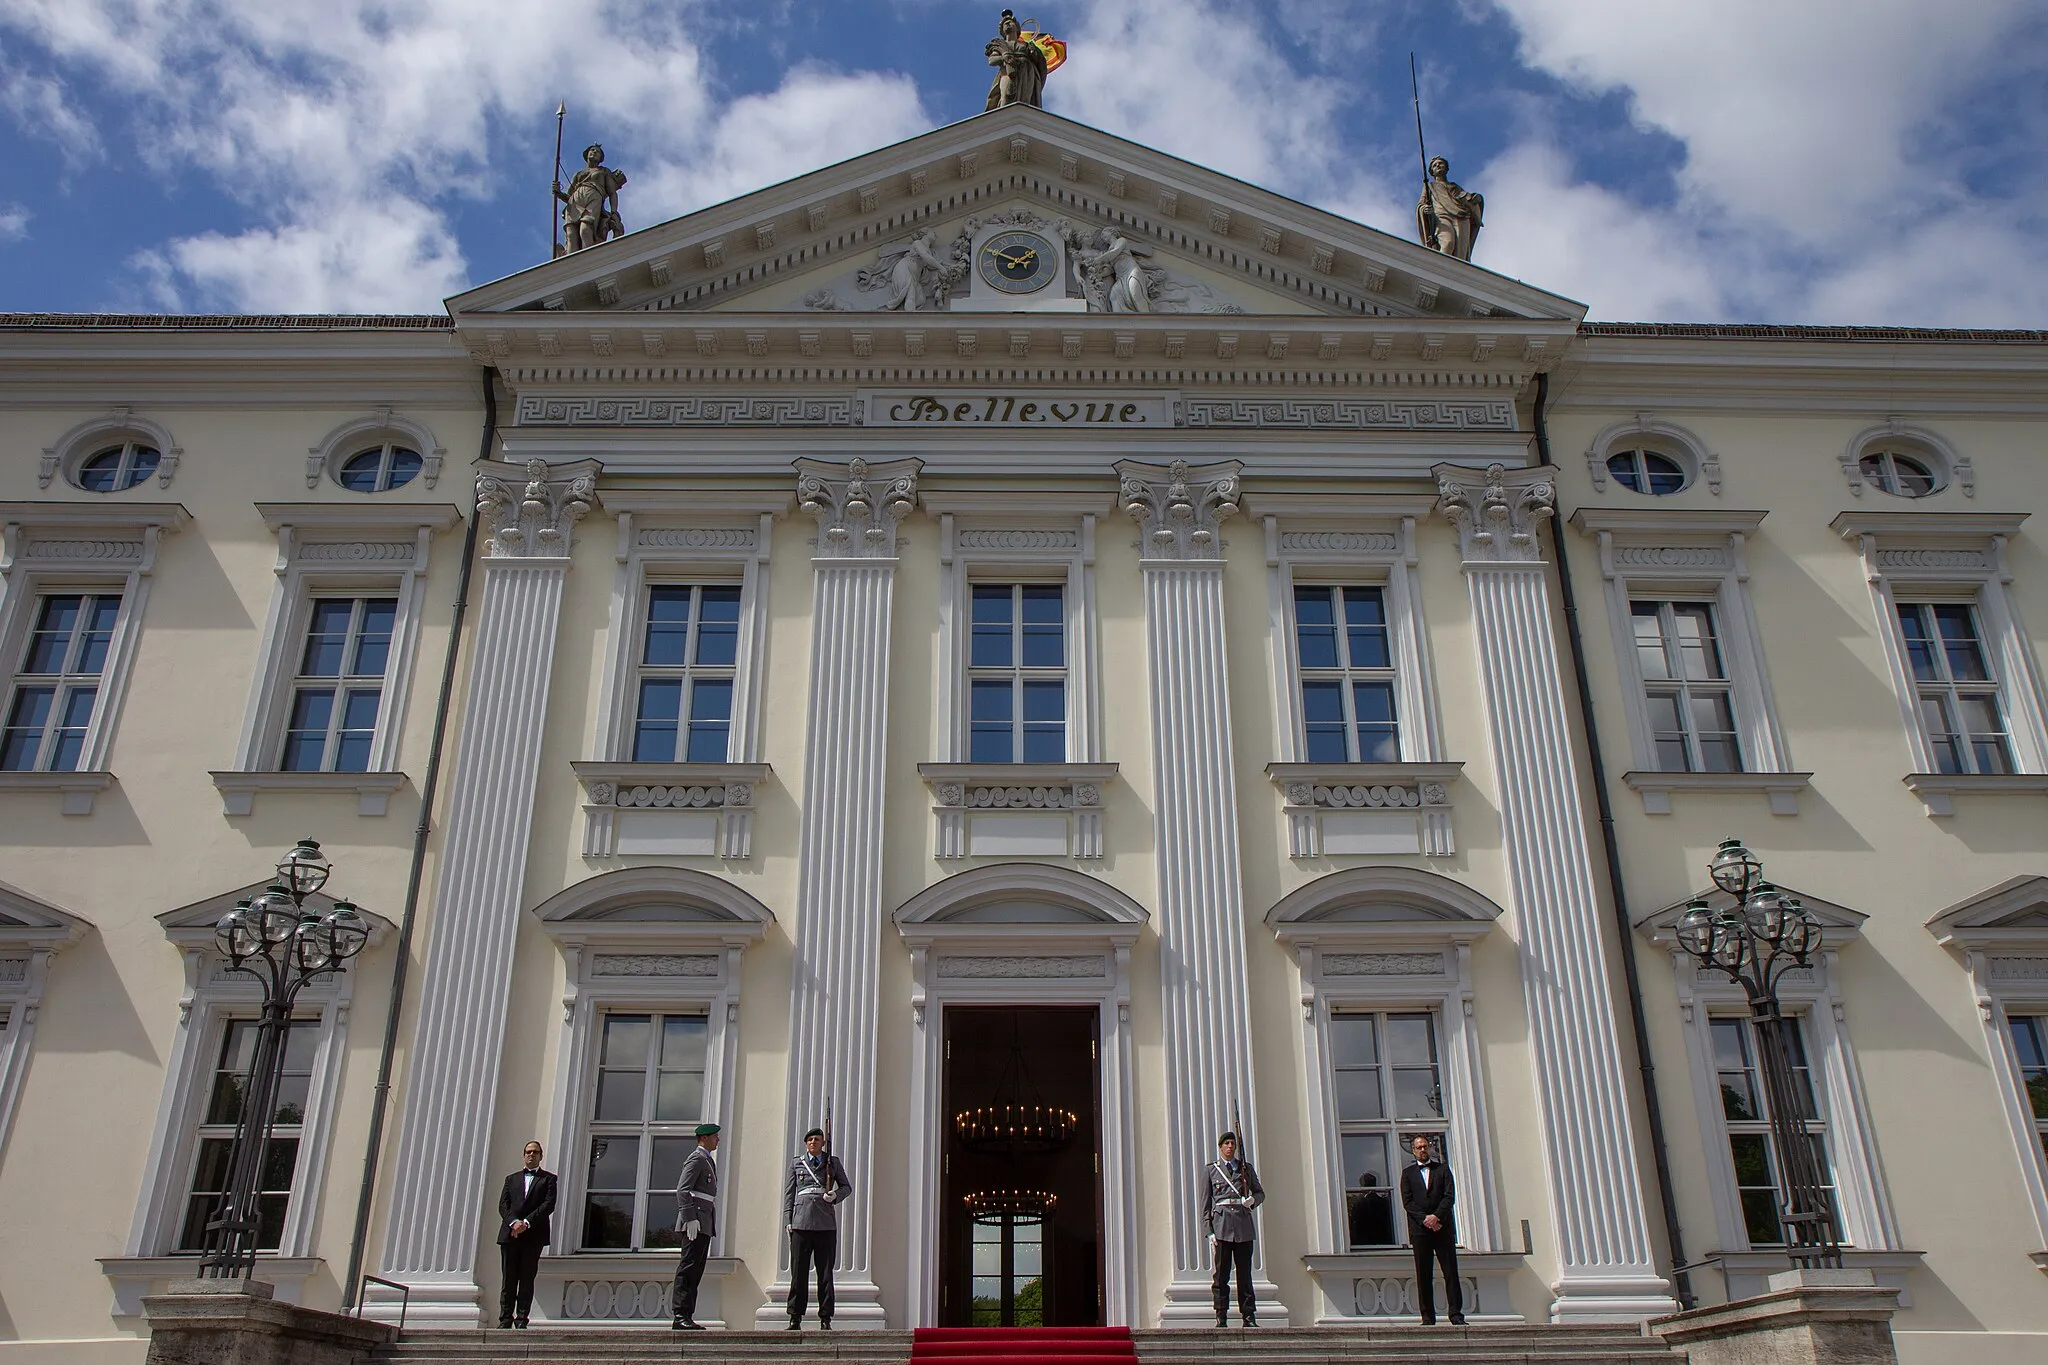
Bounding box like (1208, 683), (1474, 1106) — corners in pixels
(985, 10), (1066, 110)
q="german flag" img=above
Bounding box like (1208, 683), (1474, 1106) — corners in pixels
(1023, 24), (1067, 74)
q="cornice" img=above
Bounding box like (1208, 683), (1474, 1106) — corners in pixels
(0, 500), (190, 531)
(1568, 507), (1768, 536)
(1829, 510), (2029, 540)
(256, 501), (464, 533)
(1242, 492), (1440, 520)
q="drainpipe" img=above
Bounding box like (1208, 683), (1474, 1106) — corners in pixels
(341, 366), (495, 1309)
(1532, 368), (1695, 1308)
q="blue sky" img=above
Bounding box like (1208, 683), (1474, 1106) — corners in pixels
(1, 0), (2043, 323)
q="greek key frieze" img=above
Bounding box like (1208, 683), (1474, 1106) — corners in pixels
(516, 395), (856, 427)
(935, 955), (1106, 979)
(590, 954), (721, 977)
(1183, 398), (1515, 430)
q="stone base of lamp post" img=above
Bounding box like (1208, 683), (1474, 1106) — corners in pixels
(1649, 1269), (1901, 1365)
(143, 1279), (394, 1365)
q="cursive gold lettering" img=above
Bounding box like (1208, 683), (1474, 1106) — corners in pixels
(1119, 403), (1141, 423)
(1018, 402), (1040, 423)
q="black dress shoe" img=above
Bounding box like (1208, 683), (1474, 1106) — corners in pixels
(820, 1320), (832, 1330)
(1214, 1315), (1228, 1328)
(496, 1321), (513, 1330)
(786, 1319), (801, 1329)
(513, 1320), (528, 1330)
(1243, 1316), (1259, 1328)
(1420, 1316), (1437, 1326)
(1449, 1315), (1467, 1325)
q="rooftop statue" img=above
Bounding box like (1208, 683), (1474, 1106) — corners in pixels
(1415, 155), (1483, 262)
(986, 9), (1049, 110)
(556, 143), (627, 254)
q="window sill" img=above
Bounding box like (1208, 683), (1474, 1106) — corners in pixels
(1266, 762), (1463, 857)
(0, 769), (115, 815)
(1697, 1249), (1923, 1307)
(208, 770), (410, 817)
(98, 1255), (321, 1317)
(535, 1252), (741, 1325)
(917, 762), (1119, 860)
(1622, 770), (1813, 816)
(572, 761), (771, 859)
(1302, 1250), (1525, 1324)
(1903, 772), (2048, 817)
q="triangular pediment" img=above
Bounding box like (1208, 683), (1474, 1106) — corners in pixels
(0, 877), (92, 949)
(1637, 885), (1867, 949)
(156, 881), (394, 948)
(448, 105), (1582, 364)
(1927, 875), (2048, 946)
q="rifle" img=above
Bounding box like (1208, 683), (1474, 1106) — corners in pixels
(822, 1096), (835, 1196)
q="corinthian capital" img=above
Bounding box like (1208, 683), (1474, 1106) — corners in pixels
(1434, 462), (1555, 565)
(1118, 459), (1242, 562)
(796, 457), (922, 559)
(476, 458), (601, 559)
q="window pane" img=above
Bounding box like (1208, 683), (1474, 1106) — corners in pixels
(582, 1192), (635, 1249)
(1301, 679), (1348, 763)
(1021, 725), (1064, 764)
(601, 1015), (651, 1067)
(1353, 682), (1399, 762)
(643, 587), (694, 667)
(1330, 1015), (1378, 1066)
(333, 689), (380, 772)
(632, 680), (682, 763)
(300, 601), (354, 676)
(1645, 453), (1687, 496)
(2009, 1017), (2048, 1070)
(1, 687), (54, 770)
(1343, 588), (1390, 669)
(594, 1071), (645, 1122)
(1392, 1069), (1443, 1120)
(1294, 587), (1339, 669)
(1631, 602), (1671, 680)
(688, 677), (734, 724)
(76, 596), (121, 673)
(1672, 604), (1723, 681)
(386, 448), (423, 489)
(1920, 696), (1964, 774)
(661, 1015), (708, 1068)
(1608, 452), (1644, 492)
(1933, 605), (1989, 681)
(351, 600), (397, 677)
(1385, 1014), (1436, 1066)
(695, 586), (742, 666)
(970, 678), (1014, 723)
(971, 585), (1014, 668)
(654, 1071), (704, 1123)
(280, 690), (333, 771)
(586, 1133), (639, 1191)
(1897, 605), (1940, 681)
(1690, 693), (1741, 772)
(1739, 1187), (1783, 1246)
(340, 451), (383, 491)
(1332, 1067), (1383, 1121)
(1020, 585), (1064, 668)
(1342, 1131), (1393, 1198)
(1022, 679), (1064, 723)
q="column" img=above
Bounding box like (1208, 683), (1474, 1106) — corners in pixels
(755, 457), (920, 1328)
(366, 460), (598, 1325)
(1434, 462), (1677, 1321)
(1120, 460), (1288, 1326)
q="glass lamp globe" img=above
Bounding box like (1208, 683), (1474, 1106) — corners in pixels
(292, 916), (335, 973)
(1707, 908), (1751, 974)
(216, 901), (261, 962)
(1709, 838), (1761, 896)
(1744, 883), (1788, 945)
(1675, 899), (1718, 960)
(277, 838), (331, 897)
(1781, 898), (1819, 960)
(324, 901), (370, 963)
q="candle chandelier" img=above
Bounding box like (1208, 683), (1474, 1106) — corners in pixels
(952, 1019), (1077, 1155)
(964, 1189), (1058, 1225)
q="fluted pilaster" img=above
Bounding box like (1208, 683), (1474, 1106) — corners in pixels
(1435, 463), (1675, 1322)
(366, 460), (599, 1325)
(757, 458), (919, 1328)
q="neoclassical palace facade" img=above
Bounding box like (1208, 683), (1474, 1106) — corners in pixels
(1, 107), (2045, 1364)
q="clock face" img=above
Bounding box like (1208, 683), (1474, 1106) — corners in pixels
(978, 230), (1056, 294)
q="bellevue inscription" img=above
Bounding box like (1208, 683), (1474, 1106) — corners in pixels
(860, 390), (1180, 428)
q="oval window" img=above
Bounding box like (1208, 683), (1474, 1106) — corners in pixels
(77, 442), (161, 492)
(339, 444), (424, 493)
(1858, 450), (1940, 498)
(1607, 449), (1688, 496)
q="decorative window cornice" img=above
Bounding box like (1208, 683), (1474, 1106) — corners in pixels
(571, 761), (771, 860)
(1265, 762), (1461, 858)
(917, 762), (1117, 860)
(305, 407), (445, 491)
(40, 408), (182, 492)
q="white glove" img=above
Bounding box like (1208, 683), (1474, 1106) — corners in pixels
(822, 1191), (837, 1204)
(685, 1219), (702, 1240)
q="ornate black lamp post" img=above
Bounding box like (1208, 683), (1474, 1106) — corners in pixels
(1676, 838), (1840, 1269)
(200, 839), (368, 1281)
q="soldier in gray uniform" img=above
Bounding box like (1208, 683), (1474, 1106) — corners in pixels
(1202, 1130), (1264, 1327)
(670, 1122), (720, 1330)
(781, 1126), (853, 1329)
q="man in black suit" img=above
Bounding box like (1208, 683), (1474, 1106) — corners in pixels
(496, 1140), (556, 1329)
(1399, 1133), (1464, 1326)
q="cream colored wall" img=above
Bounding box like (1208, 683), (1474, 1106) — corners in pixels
(1549, 395), (2048, 1343)
(0, 392), (480, 1351)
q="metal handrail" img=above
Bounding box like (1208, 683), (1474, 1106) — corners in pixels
(354, 1275), (409, 1332)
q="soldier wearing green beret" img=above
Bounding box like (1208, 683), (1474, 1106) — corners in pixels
(670, 1122), (721, 1330)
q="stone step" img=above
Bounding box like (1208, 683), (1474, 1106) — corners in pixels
(373, 1324), (1685, 1365)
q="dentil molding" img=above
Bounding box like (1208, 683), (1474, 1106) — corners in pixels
(1434, 462), (1555, 564)
(1117, 458), (1242, 561)
(796, 457), (921, 559)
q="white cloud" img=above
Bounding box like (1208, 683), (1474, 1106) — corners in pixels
(0, 0), (928, 311)
(0, 204), (29, 243)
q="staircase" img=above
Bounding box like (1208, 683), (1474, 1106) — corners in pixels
(372, 1322), (1686, 1365)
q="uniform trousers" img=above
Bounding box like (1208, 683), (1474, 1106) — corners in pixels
(671, 1230), (710, 1320)
(1411, 1227), (1463, 1322)
(1210, 1238), (1255, 1320)
(787, 1228), (837, 1323)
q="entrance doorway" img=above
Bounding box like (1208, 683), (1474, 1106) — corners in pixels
(939, 1006), (1103, 1327)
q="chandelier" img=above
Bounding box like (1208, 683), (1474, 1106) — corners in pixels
(964, 1189), (1058, 1225)
(952, 1019), (1077, 1154)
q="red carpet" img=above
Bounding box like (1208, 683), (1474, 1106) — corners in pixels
(910, 1326), (1139, 1365)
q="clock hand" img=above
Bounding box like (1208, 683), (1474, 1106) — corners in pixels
(990, 248), (1033, 267)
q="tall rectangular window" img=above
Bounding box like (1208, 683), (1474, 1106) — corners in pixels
(1897, 601), (2012, 775)
(581, 1012), (709, 1250)
(1631, 599), (1742, 772)
(968, 583), (1066, 763)
(1295, 585), (1398, 763)
(2008, 1015), (2048, 1167)
(1, 593), (121, 772)
(1329, 1011), (1443, 1249)
(1710, 1016), (1839, 1247)
(632, 585), (740, 763)
(177, 1018), (319, 1252)
(280, 597), (395, 772)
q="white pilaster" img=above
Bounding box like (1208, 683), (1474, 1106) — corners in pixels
(755, 458), (919, 1329)
(1434, 463), (1676, 1322)
(366, 460), (598, 1325)
(1120, 461), (1288, 1326)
